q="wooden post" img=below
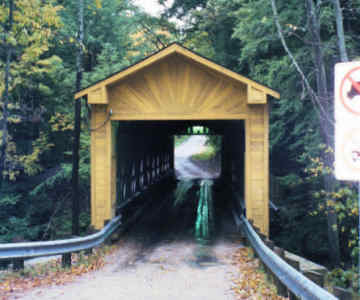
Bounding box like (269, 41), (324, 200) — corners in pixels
(62, 253), (72, 268)
(0, 259), (10, 270)
(90, 105), (115, 229)
(245, 103), (269, 236)
(85, 248), (93, 255)
(274, 275), (288, 297)
(12, 259), (24, 271)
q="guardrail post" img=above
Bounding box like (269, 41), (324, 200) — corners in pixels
(62, 253), (72, 268)
(289, 291), (299, 300)
(273, 246), (289, 297)
(12, 258), (24, 271)
(0, 259), (10, 270)
(271, 246), (289, 297)
(274, 274), (288, 297)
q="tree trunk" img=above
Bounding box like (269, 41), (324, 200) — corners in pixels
(71, 0), (84, 236)
(306, 0), (341, 267)
(332, 0), (349, 62)
(0, 0), (13, 189)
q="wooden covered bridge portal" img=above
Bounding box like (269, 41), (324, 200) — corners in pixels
(74, 44), (280, 236)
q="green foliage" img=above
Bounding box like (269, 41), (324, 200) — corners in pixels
(174, 135), (190, 147)
(206, 136), (222, 153)
(0, 0), (64, 181)
(1, 0), (359, 286)
(191, 147), (216, 161)
(0, 0), (177, 244)
(302, 145), (359, 264)
(328, 268), (358, 290)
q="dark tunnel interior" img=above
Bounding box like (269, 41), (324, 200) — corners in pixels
(115, 120), (246, 243)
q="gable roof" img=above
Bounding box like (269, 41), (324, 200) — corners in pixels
(74, 43), (280, 100)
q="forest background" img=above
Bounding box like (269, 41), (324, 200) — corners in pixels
(1, 0), (360, 289)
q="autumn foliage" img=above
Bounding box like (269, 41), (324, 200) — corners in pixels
(0, 246), (115, 300)
(231, 247), (288, 300)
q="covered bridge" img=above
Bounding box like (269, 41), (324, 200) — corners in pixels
(74, 43), (280, 236)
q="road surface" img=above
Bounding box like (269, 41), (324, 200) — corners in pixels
(175, 136), (218, 179)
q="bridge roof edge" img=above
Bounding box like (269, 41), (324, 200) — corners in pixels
(74, 43), (280, 100)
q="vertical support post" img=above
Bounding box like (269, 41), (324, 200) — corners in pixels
(12, 259), (24, 271)
(85, 248), (93, 255)
(62, 253), (72, 268)
(245, 103), (269, 236)
(0, 259), (10, 270)
(90, 105), (115, 229)
(111, 122), (117, 217)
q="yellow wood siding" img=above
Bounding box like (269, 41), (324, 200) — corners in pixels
(247, 86), (267, 104)
(245, 104), (269, 235)
(75, 44), (280, 100)
(108, 55), (248, 120)
(88, 86), (108, 104)
(91, 105), (114, 229)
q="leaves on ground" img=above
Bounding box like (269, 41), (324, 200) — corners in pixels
(230, 247), (288, 300)
(0, 246), (116, 300)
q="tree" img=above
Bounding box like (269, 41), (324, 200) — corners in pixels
(71, 0), (84, 236)
(269, 0), (355, 267)
(332, 0), (349, 62)
(0, 0), (63, 182)
(0, 0), (13, 189)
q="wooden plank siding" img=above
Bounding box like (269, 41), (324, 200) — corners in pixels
(75, 43), (279, 100)
(90, 105), (115, 229)
(107, 55), (249, 120)
(77, 44), (278, 234)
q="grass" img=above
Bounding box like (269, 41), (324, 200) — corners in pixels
(174, 135), (190, 147)
(191, 147), (216, 161)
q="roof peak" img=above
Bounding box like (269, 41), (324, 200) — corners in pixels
(75, 42), (279, 100)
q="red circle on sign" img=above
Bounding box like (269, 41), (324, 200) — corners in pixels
(340, 66), (360, 115)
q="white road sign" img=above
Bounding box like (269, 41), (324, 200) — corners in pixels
(335, 62), (360, 180)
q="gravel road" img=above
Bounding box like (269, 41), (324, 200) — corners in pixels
(9, 136), (241, 300)
(13, 237), (241, 300)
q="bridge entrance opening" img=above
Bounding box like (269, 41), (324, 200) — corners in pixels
(114, 120), (245, 204)
(113, 119), (245, 243)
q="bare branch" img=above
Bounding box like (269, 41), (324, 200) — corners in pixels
(270, 0), (334, 127)
(139, 21), (166, 50)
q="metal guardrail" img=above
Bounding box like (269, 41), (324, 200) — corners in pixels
(236, 213), (338, 300)
(0, 215), (122, 260)
(0, 174), (173, 266)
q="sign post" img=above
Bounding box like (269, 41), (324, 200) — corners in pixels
(335, 62), (360, 292)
